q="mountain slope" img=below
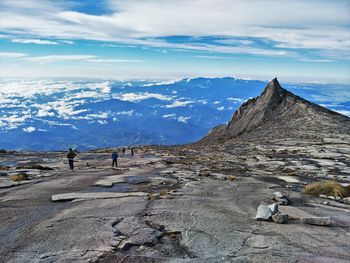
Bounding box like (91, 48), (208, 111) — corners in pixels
(202, 78), (350, 143)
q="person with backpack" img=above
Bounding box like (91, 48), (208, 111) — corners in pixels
(67, 148), (77, 170)
(112, 150), (118, 167)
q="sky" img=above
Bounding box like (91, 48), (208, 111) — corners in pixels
(0, 0), (349, 83)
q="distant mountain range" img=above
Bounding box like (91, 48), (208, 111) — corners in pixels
(0, 77), (349, 150)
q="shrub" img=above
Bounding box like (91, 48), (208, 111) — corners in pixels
(10, 173), (29, 181)
(304, 180), (347, 198)
(0, 149), (7, 153)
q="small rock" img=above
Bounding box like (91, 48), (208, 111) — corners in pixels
(255, 204), (272, 221)
(272, 212), (288, 224)
(268, 203), (278, 215)
(319, 194), (328, 199)
(323, 201), (330, 205)
(344, 197), (350, 205)
(273, 191), (284, 198)
(300, 217), (331, 226)
(272, 191), (289, 205)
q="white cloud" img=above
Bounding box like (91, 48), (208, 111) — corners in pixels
(23, 126), (36, 132)
(87, 58), (142, 63)
(217, 106), (225, 111)
(115, 92), (172, 102)
(335, 110), (350, 117)
(12, 38), (59, 45)
(115, 110), (134, 116)
(0, 113), (31, 130)
(227, 97), (244, 103)
(0, 52), (27, 58)
(299, 59), (335, 63)
(162, 114), (176, 118)
(164, 100), (194, 108)
(142, 80), (179, 87)
(37, 108), (55, 117)
(22, 55), (97, 63)
(177, 116), (191, 123)
(61, 40), (74, 44)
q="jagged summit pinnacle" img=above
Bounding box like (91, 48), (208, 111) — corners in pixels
(201, 78), (350, 143)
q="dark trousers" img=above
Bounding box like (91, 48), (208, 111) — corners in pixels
(68, 160), (74, 170)
(112, 159), (118, 167)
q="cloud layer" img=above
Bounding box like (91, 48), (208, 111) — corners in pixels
(0, 0), (349, 59)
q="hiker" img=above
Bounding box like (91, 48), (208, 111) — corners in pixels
(131, 147), (134, 157)
(112, 150), (118, 167)
(122, 147), (125, 156)
(67, 148), (77, 170)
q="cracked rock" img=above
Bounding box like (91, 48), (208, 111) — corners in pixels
(300, 217), (331, 226)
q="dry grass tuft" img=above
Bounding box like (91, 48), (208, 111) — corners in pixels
(304, 180), (348, 198)
(10, 173), (29, 182)
(202, 171), (211, 177)
(159, 189), (170, 196)
(147, 193), (159, 201)
(227, 175), (236, 181)
(0, 165), (9, 170)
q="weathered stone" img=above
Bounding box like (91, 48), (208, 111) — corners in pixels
(300, 217), (331, 226)
(276, 197), (289, 205)
(255, 204), (272, 221)
(268, 203), (278, 215)
(272, 212), (288, 224)
(273, 191), (283, 199)
(344, 197), (350, 205)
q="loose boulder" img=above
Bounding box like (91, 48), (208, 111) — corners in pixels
(272, 212), (288, 224)
(272, 191), (289, 205)
(255, 204), (272, 221)
(268, 203), (279, 215)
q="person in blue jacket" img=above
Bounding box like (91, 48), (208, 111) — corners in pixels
(112, 150), (118, 167)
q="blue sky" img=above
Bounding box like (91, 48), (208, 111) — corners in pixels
(0, 0), (349, 83)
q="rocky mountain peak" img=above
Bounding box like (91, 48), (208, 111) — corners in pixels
(201, 78), (350, 143)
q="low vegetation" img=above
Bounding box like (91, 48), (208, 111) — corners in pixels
(0, 165), (9, 170)
(159, 189), (170, 196)
(226, 175), (236, 181)
(0, 149), (7, 153)
(10, 173), (29, 182)
(304, 180), (350, 198)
